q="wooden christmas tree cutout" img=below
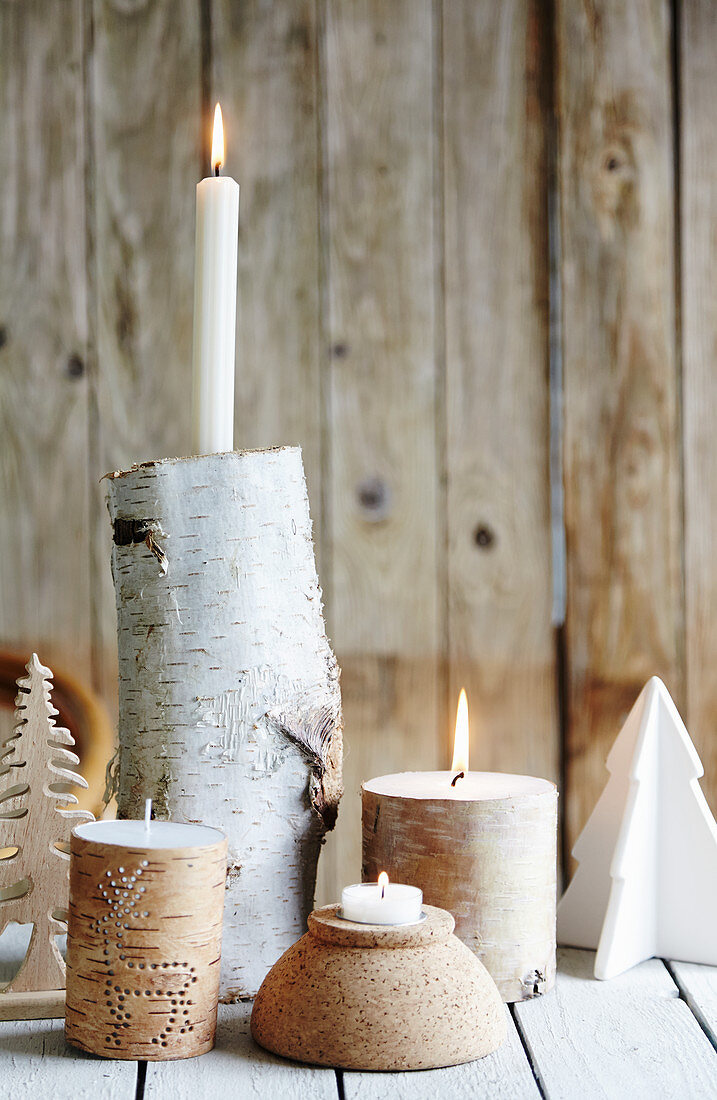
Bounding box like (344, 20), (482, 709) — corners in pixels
(0, 653), (94, 1019)
(558, 676), (717, 980)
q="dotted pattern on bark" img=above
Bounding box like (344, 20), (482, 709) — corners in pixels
(90, 860), (199, 1050)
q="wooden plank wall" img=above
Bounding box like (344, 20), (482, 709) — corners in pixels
(557, 0), (683, 854)
(0, 0), (714, 902)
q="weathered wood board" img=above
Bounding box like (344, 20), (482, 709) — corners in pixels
(556, 0), (683, 857)
(318, 0), (442, 900)
(0, 1017), (135, 1099)
(514, 949), (717, 1098)
(443, 0), (557, 783)
(2, 942), (717, 1096)
(669, 960), (717, 1049)
(0, 0), (93, 685)
(680, 0), (717, 819)
(144, 1001), (337, 1098)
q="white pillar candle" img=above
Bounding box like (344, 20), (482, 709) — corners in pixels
(191, 103), (240, 456)
(341, 873), (423, 925)
(74, 819), (224, 849)
(365, 770), (552, 800)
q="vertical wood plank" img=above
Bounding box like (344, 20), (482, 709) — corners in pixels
(90, 0), (202, 696)
(0, 3), (92, 676)
(681, 0), (717, 815)
(443, 1), (557, 779)
(557, 0), (683, 854)
(319, 0), (442, 900)
(211, 0), (323, 516)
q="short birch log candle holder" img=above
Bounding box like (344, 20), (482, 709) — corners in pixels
(250, 903), (506, 1071)
(362, 773), (558, 1002)
(65, 820), (227, 1060)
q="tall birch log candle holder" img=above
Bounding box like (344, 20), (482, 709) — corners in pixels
(362, 772), (558, 1002)
(105, 447), (343, 1000)
(65, 819), (227, 1059)
(251, 902), (506, 1071)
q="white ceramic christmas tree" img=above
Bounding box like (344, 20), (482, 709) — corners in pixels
(558, 676), (717, 980)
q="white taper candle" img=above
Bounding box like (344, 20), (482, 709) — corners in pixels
(191, 103), (240, 455)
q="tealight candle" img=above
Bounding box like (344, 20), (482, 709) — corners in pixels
(341, 873), (423, 925)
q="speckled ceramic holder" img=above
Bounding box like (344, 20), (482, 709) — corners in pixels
(250, 904), (506, 1071)
(65, 826), (227, 1060)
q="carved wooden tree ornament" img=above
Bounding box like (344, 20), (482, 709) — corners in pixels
(0, 654), (93, 1018)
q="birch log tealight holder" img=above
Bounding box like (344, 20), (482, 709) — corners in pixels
(65, 813), (227, 1060)
(362, 692), (558, 1003)
(250, 877), (506, 1071)
(105, 447), (342, 1000)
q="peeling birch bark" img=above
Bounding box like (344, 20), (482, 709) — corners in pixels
(105, 448), (342, 999)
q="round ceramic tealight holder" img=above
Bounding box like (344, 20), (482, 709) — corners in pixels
(251, 903), (506, 1071)
(65, 819), (227, 1060)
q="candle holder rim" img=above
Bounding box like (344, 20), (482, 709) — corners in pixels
(308, 903), (454, 948)
(337, 909), (428, 927)
(362, 772), (558, 801)
(71, 821), (228, 853)
(102, 444), (300, 482)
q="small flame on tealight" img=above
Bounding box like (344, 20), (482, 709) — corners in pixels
(211, 102), (225, 175)
(378, 871), (389, 899)
(450, 687), (469, 782)
(144, 798), (152, 832)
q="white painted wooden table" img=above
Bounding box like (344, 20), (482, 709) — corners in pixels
(2, 946), (716, 1098)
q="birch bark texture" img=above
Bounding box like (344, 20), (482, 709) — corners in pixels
(65, 827), (227, 1059)
(105, 448), (342, 999)
(362, 780), (557, 1002)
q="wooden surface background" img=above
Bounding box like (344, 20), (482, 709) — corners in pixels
(0, 0), (714, 902)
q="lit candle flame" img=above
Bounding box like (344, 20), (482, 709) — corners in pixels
(378, 871), (389, 899)
(451, 688), (469, 774)
(211, 102), (225, 174)
(144, 797), (152, 831)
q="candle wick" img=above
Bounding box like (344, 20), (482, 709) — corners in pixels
(381, 883), (385, 899)
(451, 771), (465, 787)
(214, 164), (220, 177)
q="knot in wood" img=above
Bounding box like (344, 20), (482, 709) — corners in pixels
(66, 353), (85, 378)
(473, 523), (495, 549)
(356, 477), (391, 521)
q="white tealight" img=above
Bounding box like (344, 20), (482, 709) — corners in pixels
(74, 819), (224, 849)
(341, 880), (423, 926)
